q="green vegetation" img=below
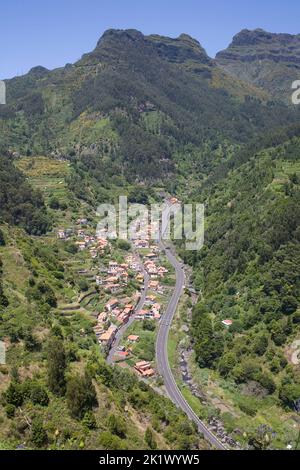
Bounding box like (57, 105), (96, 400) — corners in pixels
(177, 136), (300, 448)
(0, 218), (204, 450)
(1, 27), (300, 450)
(0, 155), (51, 235)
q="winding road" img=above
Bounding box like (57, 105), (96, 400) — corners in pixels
(107, 202), (226, 449)
(156, 240), (226, 450)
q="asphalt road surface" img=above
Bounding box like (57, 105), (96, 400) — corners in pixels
(107, 202), (226, 449)
(156, 206), (226, 450)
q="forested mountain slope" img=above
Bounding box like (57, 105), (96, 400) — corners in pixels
(0, 154), (50, 235)
(178, 135), (300, 447)
(1, 29), (300, 183)
(1, 28), (300, 450)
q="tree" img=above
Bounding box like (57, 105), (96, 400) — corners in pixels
(78, 279), (89, 292)
(107, 414), (127, 438)
(0, 257), (8, 308)
(282, 296), (298, 315)
(145, 427), (157, 449)
(5, 382), (24, 407)
(24, 331), (40, 351)
(46, 337), (66, 396)
(232, 358), (261, 384)
(293, 311), (300, 324)
(142, 319), (156, 331)
(252, 334), (268, 356)
(64, 242), (78, 254)
(49, 196), (60, 210)
(270, 321), (286, 346)
(66, 371), (97, 419)
(31, 419), (48, 448)
(218, 352), (237, 377)
(30, 385), (49, 406)
(193, 313), (224, 368)
(128, 187), (149, 205)
(279, 383), (300, 409)
(0, 229), (6, 246)
(116, 239), (131, 251)
(257, 373), (276, 394)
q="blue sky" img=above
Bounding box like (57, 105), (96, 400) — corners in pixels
(1, 0), (300, 79)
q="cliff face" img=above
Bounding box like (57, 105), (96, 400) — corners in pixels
(216, 29), (300, 103)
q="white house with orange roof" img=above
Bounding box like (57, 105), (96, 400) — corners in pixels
(105, 298), (119, 312)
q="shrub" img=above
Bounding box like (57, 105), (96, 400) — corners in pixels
(82, 411), (97, 430)
(66, 371), (97, 419)
(218, 352), (237, 377)
(142, 320), (156, 331)
(31, 419), (48, 448)
(5, 382), (24, 407)
(30, 385), (49, 406)
(145, 427), (157, 449)
(98, 431), (124, 450)
(5, 404), (16, 418)
(257, 373), (276, 394)
(279, 383), (300, 409)
(117, 239), (131, 251)
(238, 401), (257, 416)
(107, 414), (127, 438)
(49, 197), (60, 210)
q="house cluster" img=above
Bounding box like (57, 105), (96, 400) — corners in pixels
(135, 294), (162, 321)
(94, 290), (141, 349)
(134, 360), (155, 377)
(142, 251), (168, 293)
(92, 251), (147, 350)
(95, 253), (146, 293)
(57, 228), (74, 240)
(57, 225), (110, 258)
(105, 297), (135, 324)
(132, 221), (160, 249)
(95, 260), (131, 293)
(75, 233), (110, 257)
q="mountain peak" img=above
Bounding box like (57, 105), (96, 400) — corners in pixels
(178, 33), (201, 47)
(230, 28), (300, 47)
(28, 65), (49, 77)
(97, 28), (144, 47)
(231, 28), (274, 46)
(216, 28), (300, 103)
(147, 32), (210, 65)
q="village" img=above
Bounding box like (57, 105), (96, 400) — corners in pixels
(54, 196), (237, 448)
(56, 210), (176, 381)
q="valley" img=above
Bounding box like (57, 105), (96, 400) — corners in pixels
(1, 26), (300, 451)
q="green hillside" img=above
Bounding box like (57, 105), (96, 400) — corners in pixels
(179, 135), (300, 449)
(1, 27), (300, 451)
